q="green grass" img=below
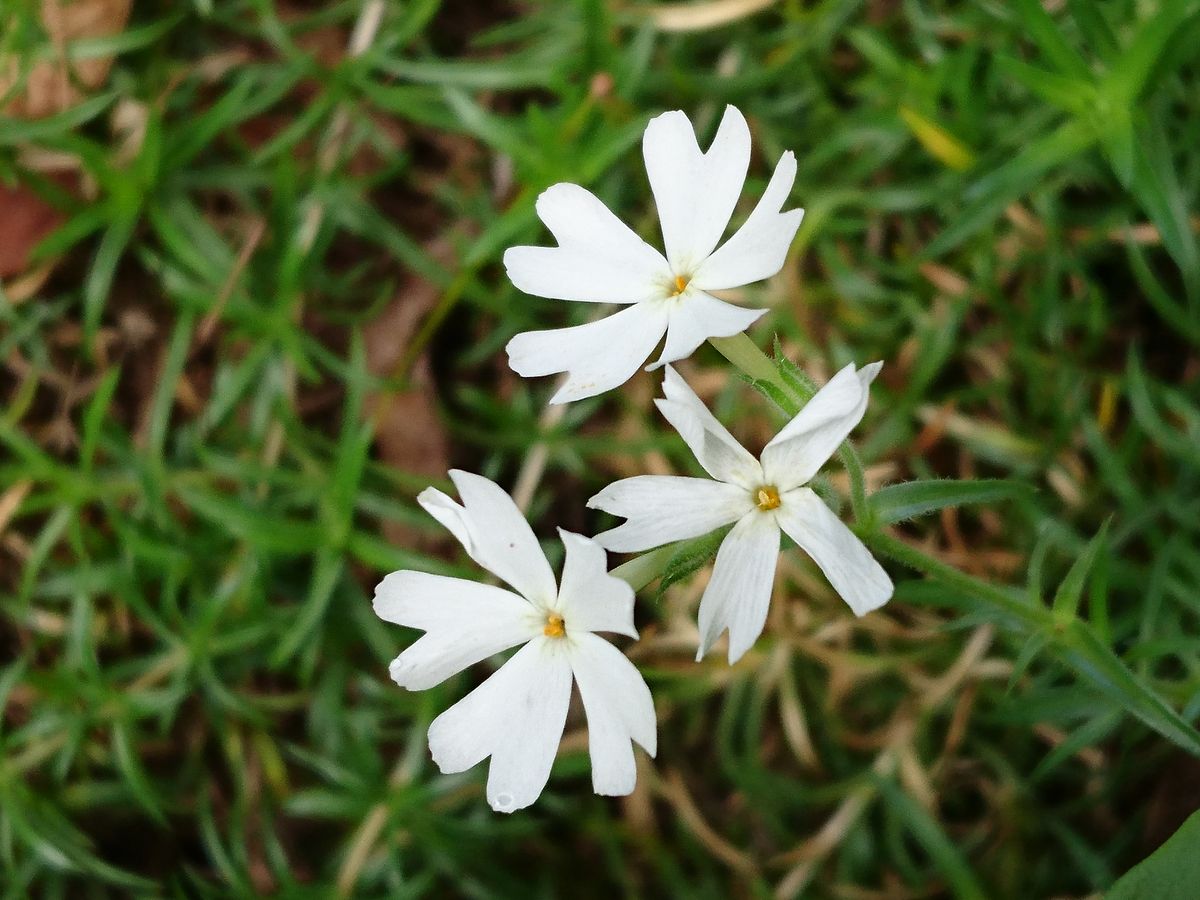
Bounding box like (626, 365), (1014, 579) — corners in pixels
(2, 0), (1200, 896)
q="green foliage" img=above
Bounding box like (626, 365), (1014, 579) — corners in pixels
(654, 526), (731, 602)
(1051, 518), (1109, 624)
(1, 0), (1199, 896)
(1108, 810), (1200, 900)
(868, 479), (1034, 526)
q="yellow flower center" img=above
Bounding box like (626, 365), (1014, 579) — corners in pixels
(755, 485), (781, 511)
(543, 613), (566, 638)
(672, 274), (690, 295)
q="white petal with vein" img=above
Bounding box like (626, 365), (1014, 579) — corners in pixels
(418, 470), (557, 605)
(655, 366), (762, 488)
(650, 291), (766, 369)
(506, 301), (670, 404)
(589, 475), (752, 552)
(504, 183), (670, 303)
(643, 105), (751, 272)
(374, 571), (538, 690)
(776, 487), (893, 616)
(554, 529), (637, 638)
(760, 362), (882, 491)
(427, 638), (573, 813)
(695, 512), (780, 663)
(693, 150), (803, 291)
(569, 632), (657, 796)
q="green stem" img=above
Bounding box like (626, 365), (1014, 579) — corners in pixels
(839, 445), (870, 525)
(709, 332), (780, 384)
(868, 532), (1048, 626)
(870, 531), (1200, 756)
(610, 544), (676, 592)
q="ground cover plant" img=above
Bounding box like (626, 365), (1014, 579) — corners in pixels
(2, 0), (1199, 896)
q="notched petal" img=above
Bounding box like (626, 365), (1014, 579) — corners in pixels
(569, 633), (657, 798)
(417, 471), (558, 606)
(506, 302), (670, 404)
(427, 639), (574, 813)
(554, 529), (637, 638)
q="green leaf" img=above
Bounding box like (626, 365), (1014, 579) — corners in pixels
(772, 336), (816, 401)
(1124, 234), (1200, 343)
(1122, 110), (1200, 298)
(1102, 0), (1200, 106)
(324, 332), (373, 545)
(1052, 519), (1110, 623)
(84, 215), (138, 345)
(1108, 809), (1200, 899)
(1126, 351), (1200, 467)
(80, 366), (121, 473)
(392, 0), (442, 45)
(174, 485), (323, 555)
(745, 376), (798, 417)
(440, 89), (543, 168)
(1030, 711), (1120, 782)
(876, 779), (988, 900)
(993, 55), (1094, 113)
(1066, 0), (1119, 60)
(272, 549), (344, 667)
(1062, 622), (1200, 756)
(869, 479), (1032, 525)
(111, 722), (166, 824)
(162, 68), (296, 170)
(924, 118), (1096, 257)
(345, 531), (454, 576)
(143, 314), (194, 467)
(873, 534), (1200, 756)
(1096, 105), (1135, 187)
(1011, 0), (1091, 78)
(655, 527), (731, 602)
(1007, 632), (1049, 692)
(0, 90), (116, 145)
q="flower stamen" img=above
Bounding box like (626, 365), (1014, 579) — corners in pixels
(543, 613), (566, 638)
(672, 274), (689, 295)
(755, 485), (781, 511)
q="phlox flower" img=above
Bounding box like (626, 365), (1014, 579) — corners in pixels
(505, 105), (804, 403)
(588, 365), (893, 663)
(374, 470), (656, 813)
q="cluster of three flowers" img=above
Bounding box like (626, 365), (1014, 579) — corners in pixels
(374, 107), (892, 812)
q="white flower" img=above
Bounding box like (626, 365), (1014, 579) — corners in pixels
(588, 365), (893, 663)
(504, 105), (804, 404)
(373, 470), (656, 813)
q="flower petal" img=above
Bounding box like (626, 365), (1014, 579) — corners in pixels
(696, 512), (780, 664)
(692, 150), (803, 291)
(776, 487), (892, 616)
(654, 365), (762, 488)
(506, 301), (670, 404)
(418, 470), (558, 606)
(554, 529), (637, 638)
(588, 475), (752, 553)
(643, 105), (751, 273)
(428, 637), (573, 813)
(647, 291), (767, 370)
(569, 632), (657, 797)
(374, 571), (539, 690)
(760, 362), (882, 491)
(503, 183), (670, 303)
